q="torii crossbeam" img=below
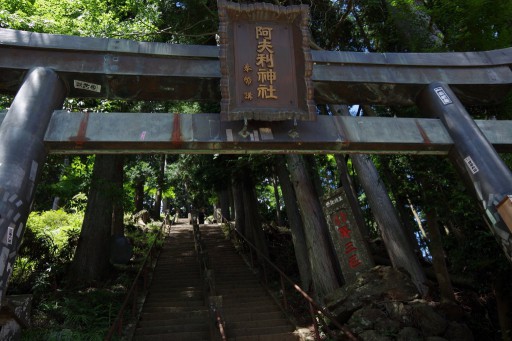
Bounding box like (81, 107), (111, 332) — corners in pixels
(0, 28), (511, 302)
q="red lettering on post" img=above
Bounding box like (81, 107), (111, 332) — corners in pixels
(338, 225), (351, 239)
(344, 241), (357, 254)
(348, 254), (362, 269)
(331, 211), (347, 227)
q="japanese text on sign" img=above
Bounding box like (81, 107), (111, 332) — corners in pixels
(242, 26), (279, 102)
(331, 211), (363, 269)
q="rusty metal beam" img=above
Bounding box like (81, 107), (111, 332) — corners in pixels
(1, 28), (512, 105)
(1, 111), (510, 154)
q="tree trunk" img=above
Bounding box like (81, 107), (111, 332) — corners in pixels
(111, 155), (125, 236)
(134, 177), (144, 212)
(219, 186), (231, 221)
(286, 154), (340, 299)
(275, 156), (312, 289)
(424, 208), (455, 302)
(242, 174), (269, 260)
(153, 154), (165, 220)
(408, 197), (427, 239)
(331, 105), (368, 238)
(332, 104), (428, 295)
(69, 154), (117, 283)
(228, 182), (235, 222)
(232, 174), (245, 236)
(271, 171), (284, 226)
(304, 155), (324, 197)
(52, 156), (70, 210)
(350, 153), (428, 296)
(493, 272), (512, 341)
(334, 154), (369, 238)
(377, 155), (423, 256)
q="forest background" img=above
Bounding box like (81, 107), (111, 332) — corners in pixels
(0, 0), (512, 340)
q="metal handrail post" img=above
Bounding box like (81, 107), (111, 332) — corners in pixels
(132, 284), (138, 318)
(219, 214), (358, 341)
(280, 274), (287, 310)
(117, 317), (123, 335)
(310, 301), (321, 340)
(105, 214), (171, 340)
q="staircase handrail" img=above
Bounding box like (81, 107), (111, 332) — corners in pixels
(105, 213), (172, 341)
(192, 221), (227, 341)
(220, 216), (357, 341)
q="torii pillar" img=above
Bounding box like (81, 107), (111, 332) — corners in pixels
(417, 82), (512, 262)
(0, 67), (67, 301)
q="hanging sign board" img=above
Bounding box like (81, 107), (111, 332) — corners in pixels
(218, 0), (316, 121)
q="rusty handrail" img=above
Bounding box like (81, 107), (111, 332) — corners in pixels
(104, 213), (171, 341)
(220, 216), (358, 341)
(192, 221), (227, 341)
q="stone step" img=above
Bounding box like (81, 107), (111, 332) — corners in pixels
(222, 303), (282, 315)
(223, 311), (284, 323)
(135, 322), (209, 335)
(152, 274), (203, 280)
(227, 325), (296, 338)
(143, 299), (205, 308)
(138, 316), (208, 328)
(221, 295), (272, 304)
(142, 305), (208, 314)
(143, 289), (203, 300)
(150, 277), (203, 285)
(216, 284), (266, 292)
(150, 276), (203, 282)
(154, 259), (198, 264)
(215, 279), (261, 286)
(132, 330), (209, 341)
(227, 332), (299, 341)
(149, 285), (204, 293)
(135, 223), (300, 341)
(148, 285), (201, 293)
(228, 317), (293, 330)
(140, 310), (208, 322)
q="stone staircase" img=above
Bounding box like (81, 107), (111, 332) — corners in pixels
(133, 222), (209, 340)
(202, 224), (299, 341)
(133, 221), (300, 341)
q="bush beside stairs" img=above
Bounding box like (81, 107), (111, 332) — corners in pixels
(132, 220), (301, 340)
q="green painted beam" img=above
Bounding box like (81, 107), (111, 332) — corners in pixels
(2, 111), (510, 154)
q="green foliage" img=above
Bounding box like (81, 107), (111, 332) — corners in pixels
(26, 210), (83, 248)
(444, 224), (510, 289)
(33, 156), (94, 211)
(0, 0), (161, 39)
(10, 210), (83, 294)
(255, 177), (283, 223)
(158, 0), (218, 44)
(22, 287), (124, 340)
(315, 155), (339, 190)
(428, 0), (512, 51)
(0, 95), (12, 110)
(14, 211), (164, 339)
(1, 0), (511, 338)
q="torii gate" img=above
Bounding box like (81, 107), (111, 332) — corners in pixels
(0, 24), (512, 301)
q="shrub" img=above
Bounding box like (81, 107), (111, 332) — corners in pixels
(9, 210), (83, 294)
